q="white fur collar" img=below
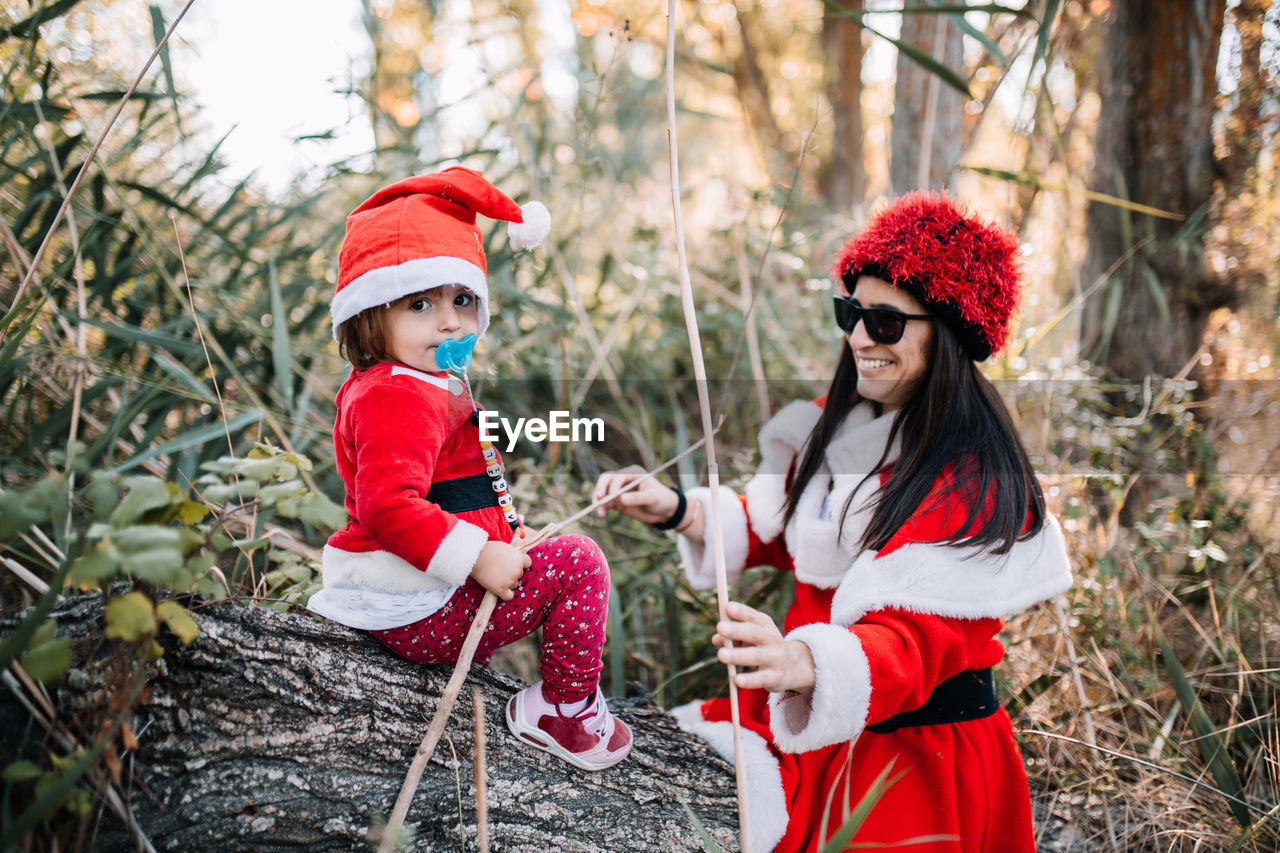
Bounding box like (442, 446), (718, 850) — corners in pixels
(830, 514), (1074, 625)
(744, 400), (899, 588)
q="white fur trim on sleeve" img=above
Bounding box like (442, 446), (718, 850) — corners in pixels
(675, 486), (749, 590)
(830, 513), (1074, 626)
(424, 520), (490, 588)
(668, 705), (787, 853)
(769, 623), (871, 753)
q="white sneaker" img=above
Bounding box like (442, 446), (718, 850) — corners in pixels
(505, 682), (632, 771)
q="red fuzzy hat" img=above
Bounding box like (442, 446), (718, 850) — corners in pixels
(331, 166), (550, 340)
(832, 192), (1022, 361)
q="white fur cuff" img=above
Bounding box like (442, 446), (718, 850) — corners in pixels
(424, 520), (490, 588)
(675, 486), (749, 590)
(769, 623), (871, 753)
(667, 706), (787, 853)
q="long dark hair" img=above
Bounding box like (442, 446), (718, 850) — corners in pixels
(781, 318), (1044, 554)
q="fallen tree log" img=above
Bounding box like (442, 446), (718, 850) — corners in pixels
(0, 594), (741, 851)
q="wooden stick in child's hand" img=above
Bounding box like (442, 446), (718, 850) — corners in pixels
(473, 685), (489, 853)
(377, 432), (716, 851)
(378, 591), (499, 852)
(376, 528), (555, 850)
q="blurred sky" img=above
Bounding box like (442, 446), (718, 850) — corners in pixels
(170, 0), (919, 194)
(178, 0), (374, 191)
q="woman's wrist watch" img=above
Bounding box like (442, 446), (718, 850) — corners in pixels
(651, 487), (687, 531)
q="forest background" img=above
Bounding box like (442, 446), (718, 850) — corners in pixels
(0, 0), (1278, 849)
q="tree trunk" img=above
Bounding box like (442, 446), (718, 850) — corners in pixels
(889, 11), (965, 193)
(1080, 0), (1231, 379)
(0, 595), (741, 852)
(822, 0), (866, 213)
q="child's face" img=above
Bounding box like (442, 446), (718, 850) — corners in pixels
(384, 284), (480, 373)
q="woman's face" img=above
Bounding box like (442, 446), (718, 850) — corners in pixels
(842, 276), (934, 413)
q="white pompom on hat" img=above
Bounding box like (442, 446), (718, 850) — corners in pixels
(331, 166), (550, 340)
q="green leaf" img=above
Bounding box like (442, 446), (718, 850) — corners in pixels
(293, 492), (348, 530)
(1032, 0), (1061, 78)
(820, 757), (909, 853)
(122, 547), (187, 585)
(1153, 617), (1251, 828)
(19, 634), (72, 683)
(111, 408), (265, 473)
(76, 316), (201, 357)
(860, 20), (973, 99)
(109, 478), (180, 526)
(268, 258), (293, 409)
(1139, 263), (1172, 330)
(1, 761), (43, 783)
(85, 477), (120, 520)
(676, 798), (721, 853)
(71, 546), (120, 584)
(104, 592), (157, 642)
(0, 478), (64, 540)
(202, 480), (260, 504)
(959, 166), (1184, 219)
(0, 0), (87, 41)
(240, 457), (284, 483)
(151, 351), (214, 402)
(177, 500), (210, 524)
(156, 600), (199, 644)
(108, 525), (184, 552)
(30, 620), (56, 647)
(148, 4), (184, 137)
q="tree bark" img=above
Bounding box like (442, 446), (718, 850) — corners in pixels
(1, 595), (741, 852)
(889, 11), (965, 193)
(822, 0), (866, 212)
(1080, 0), (1231, 378)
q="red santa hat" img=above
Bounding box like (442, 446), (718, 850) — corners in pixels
(832, 192), (1023, 361)
(331, 166), (550, 339)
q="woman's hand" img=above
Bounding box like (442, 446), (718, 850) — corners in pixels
(593, 466), (681, 525)
(470, 541), (532, 601)
(713, 601), (816, 694)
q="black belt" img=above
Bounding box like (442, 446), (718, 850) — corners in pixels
(426, 474), (500, 514)
(866, 668), (998, 733)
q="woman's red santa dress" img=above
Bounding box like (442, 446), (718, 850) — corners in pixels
(672, 398), (1072, 853)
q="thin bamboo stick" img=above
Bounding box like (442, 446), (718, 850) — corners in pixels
(664, 3), (753, 851)
(473, 686), (489, 853)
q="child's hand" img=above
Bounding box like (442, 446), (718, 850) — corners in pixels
(593, 466), (680, 524)
(712, 601), (816, 694)
(471, 541), (532, 601)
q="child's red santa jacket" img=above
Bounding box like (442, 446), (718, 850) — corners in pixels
(308, 362), (513, 631)
(672, 399), (1072, 853)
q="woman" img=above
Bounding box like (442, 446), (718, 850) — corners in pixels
(595, 193), (1072, 852)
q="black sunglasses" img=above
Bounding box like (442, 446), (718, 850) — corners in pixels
(832, 296), (931, 344)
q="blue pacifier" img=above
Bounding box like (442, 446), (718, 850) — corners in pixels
(434, 333), (477, 373)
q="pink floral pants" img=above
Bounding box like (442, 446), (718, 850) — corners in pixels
(370, 534), (610, 703)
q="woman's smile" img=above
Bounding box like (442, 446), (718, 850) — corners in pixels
(845, 276), (934, 412)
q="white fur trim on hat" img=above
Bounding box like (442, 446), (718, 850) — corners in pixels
(668, 704), (787, 853)
(507, 200), (550, 249)
(330, 255), (491, 340)
(768, 623), (871, 753)
(676, 486), (749, 590)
